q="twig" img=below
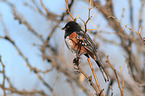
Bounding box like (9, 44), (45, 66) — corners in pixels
(73, 56), (102, 95)
(1, 56), (33, 95)
(11, 5), (43, 41)
(40, 0), (49, 15)
(87, 58), (104, 96)
(105, 55), (123, 96)
(67, 79), (78, 96)
(56, 60), (92, 96)
(41, 13), (66, 60)
(138, 2), (144, 31)
(108, 16), (145, 45)
(77, 66), (99, 93)
(129, 0), (134, 29)
(66, 3), (103, 95)
(0, 11), (53, 91)
(65, 0), (75, 20)
(36, 73), (53, 91)
(106, 79), (114, 96)
(73, 54), (100, 95)
(41, 0), (74, 60)
(79, 7), (95, 35)
(0, 84), (47, 95)
(120, 66), (124, 96)
(0, 56), (6, 96)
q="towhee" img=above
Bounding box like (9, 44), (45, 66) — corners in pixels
(62, 21), (109, 82)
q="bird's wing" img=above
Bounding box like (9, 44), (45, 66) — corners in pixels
(76, 31), (109, 82)
(76, 31), (98, 55)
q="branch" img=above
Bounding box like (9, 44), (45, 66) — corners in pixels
(41, 0), (74, 60)
(65, 0), (75, 20)
(105, 55), (123, 96)
(77, 66), (99, 93)
(0, 84), (47, 96)
(0, 56), (6, 96)
(87, 58), (104, 96)
(120, 67), (124, 96)
(73, 56), (103, 95)
(40, 0), (50, 15)
(108, 16), (145, 45)
(0, 10), (53, 92)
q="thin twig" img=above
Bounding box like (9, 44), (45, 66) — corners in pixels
(0, 84), (47, 95)
(0, 56), (6, 96)
(77, 66), (99, 93)
(42, 0), (74, 60)
(120, 66), (124, 96)
(12, 6), (43, 41)
(87, 58), (104, 96)
(105, 55), (123, 96)
(65, 0), (75, 20)
(40, 0), (49, 15)
(0, 11), (53, 91)
(57, 60), (92, 96)
(138, 2), (144, 31)
(108, 16), (145, 45)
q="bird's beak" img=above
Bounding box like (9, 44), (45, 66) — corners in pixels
(62, 27), (66, 30)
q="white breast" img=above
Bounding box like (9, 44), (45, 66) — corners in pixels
(65, 36), (76, 53)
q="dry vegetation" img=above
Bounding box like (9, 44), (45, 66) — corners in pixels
(0, 0), (145, 96)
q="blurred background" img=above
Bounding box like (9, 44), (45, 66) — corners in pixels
(0, 0), (145, 96)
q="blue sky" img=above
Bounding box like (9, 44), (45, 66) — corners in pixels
(0, 0), (144, 96)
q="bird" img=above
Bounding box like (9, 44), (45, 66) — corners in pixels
(62, 21), (109, 82)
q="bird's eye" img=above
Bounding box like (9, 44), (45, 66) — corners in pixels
(66, 26), (70, 29)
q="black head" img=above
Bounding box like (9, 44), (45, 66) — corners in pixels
(62, 21), (81, 32)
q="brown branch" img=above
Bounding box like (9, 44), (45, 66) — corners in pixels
(105, 55), (123, 96)
(39, 0), (58, 20)
(77, 66), (99, 93)
(106, 79), (114, 96)
(0, 56), (6, 96)
(0, 84), (47, 96)
(79, 7), (95, 36)
(73, 55), (103, 95)
(79, 8), (95, 47)
(0, 56), (48, 95)
(24, 1), (44, 16)
(120, 66), (124, 96)
(87, 58), (104, 96)
(138, 2), (144, 31)
(129, 0), (134, 28)
(0, 11), (53, 92)
(91, 0), (139, 83)
(85, 1), (144, 86)
(67, 79), (78, 96)
(91, 0), (145, 84)
(65, 0), (75, 21)
(41, 0), (74, 60)
(11, 5), (43, 41)
(65, 4), (103, 95)
(56, 62), (92, 96)
(36, 73), (53, 91)
(41, 13), (65, 60)
(0, 55), (50, 96)
(40, 0), (49, 15)
(108, 16), (145, 45)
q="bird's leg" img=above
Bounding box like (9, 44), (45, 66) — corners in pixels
(73, 54), (80, 66)
(73, 38), (84, 68)
(73, 41), (82, 66)
(73, 55), (80, 71)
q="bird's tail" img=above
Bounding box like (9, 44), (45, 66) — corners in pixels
(95, 60), (109, 82)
